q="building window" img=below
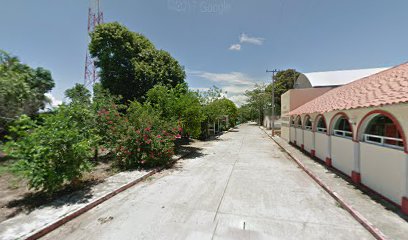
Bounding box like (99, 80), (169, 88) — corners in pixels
(316, 116), (327, 133)
(333, 116), (352, 138)
(295, 116), (302, 128)
(290, 117), (295, 127)
(304, 116), (312, 130)
(364, 115), (404, 149)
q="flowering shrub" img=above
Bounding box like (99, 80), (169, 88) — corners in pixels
(96, 101), (180, 169)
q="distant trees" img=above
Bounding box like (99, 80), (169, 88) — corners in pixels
(0, 50), (55, 134)
(89, 22), (186, 103)
(241, 69), (300, 123)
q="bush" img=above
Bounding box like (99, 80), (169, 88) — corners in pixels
(97, 101), (179, 169)
(3, 104), (99, 193)
(146, 84), (204, 138)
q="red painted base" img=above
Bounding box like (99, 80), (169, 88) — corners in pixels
(301, 144), (304, 150)
(351, 171), (361, 184)
(325, 157), (332, 167)
(310, 149), (315, 157)
(402, 197), (408, 215)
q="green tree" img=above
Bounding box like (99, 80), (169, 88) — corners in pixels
(0, 50), (54, 135)
(65, 83), (91, 106)
(244, 83), (271, 125)
(89, 22), (186, 103)
(146, 84), (204, 138)
(267, 69), (300, 115)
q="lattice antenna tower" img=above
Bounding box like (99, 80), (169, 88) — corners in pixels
(84, 0), (103, 86)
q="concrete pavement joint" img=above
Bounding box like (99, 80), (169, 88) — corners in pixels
(212, 136), (244, 222)
(259, 127), (389, 240)
(23, 150), (195, 240)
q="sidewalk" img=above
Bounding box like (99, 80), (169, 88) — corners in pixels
(0, 143), (197, 240)
(260, 127), (408, 240)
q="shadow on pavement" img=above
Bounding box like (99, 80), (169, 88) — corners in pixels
(5, 179), (99, 219)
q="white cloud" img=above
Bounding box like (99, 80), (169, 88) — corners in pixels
(229, 44), (241, 51)
(239, 33), (264, 45)
(45, 93), (63, 108)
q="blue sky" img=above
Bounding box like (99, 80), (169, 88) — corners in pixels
(1, 0), (408, 105)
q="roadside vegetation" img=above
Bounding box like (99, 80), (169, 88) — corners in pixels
(0, 20), (238, 209)
(238, 69), (300, 123)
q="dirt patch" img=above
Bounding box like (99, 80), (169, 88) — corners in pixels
(0, 158), (116, 223)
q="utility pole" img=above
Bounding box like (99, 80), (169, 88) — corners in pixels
(266, 69), (279, 136)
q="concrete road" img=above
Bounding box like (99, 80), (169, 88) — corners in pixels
(42, 124), (374, 240)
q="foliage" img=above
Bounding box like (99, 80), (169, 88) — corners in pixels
(268, 69), (300, 115)
(199, 85), (224, 105)
(204, 98), (238, 128)
(89, 22), (185, 103)
(3, 104), (99, 193)
(0, 50), (54, 134)
(146, 84), (205, 138)
(65, 83), (92, 106)
(237, 104), (255, 123)
(244, 83), (271, 124)
(96, 100), (179, 169)
(242, 69), (300, 123)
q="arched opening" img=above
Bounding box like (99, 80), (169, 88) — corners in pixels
(362, 114), (404, 150)
(316, 115), (327, 133)
(295, 116), (302, 128)
(290, 116), (295, 127)
(333, 115), (352, 138)
(304, 115), (312, 130)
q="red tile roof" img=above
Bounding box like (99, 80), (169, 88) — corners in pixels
(289, 62), (408, 115)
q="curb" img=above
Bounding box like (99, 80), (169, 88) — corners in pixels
(24, 151), (194, 240)
(259, 127), (389, 240)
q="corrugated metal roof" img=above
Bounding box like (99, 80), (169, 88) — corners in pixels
(289, 62), (408, 115)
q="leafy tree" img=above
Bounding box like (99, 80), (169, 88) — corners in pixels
(244, 83), (271, 125)
(204, 98), (238, 126)
(242, 69), (300, 122)
(267, 69), (300, 115)
(237, 104), (255, 123)
(199, 85), (224, 105)
(146, 84), (204, 138)
(89, 22), (186, 103)
(65, 83), (91, 106)
(0, 50), (54, 135)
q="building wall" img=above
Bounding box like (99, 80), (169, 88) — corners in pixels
(287, 103), (408, 208)
(360, 142), (406, 203)
(280, 88), (333, 141)
(315, 132), (329, 161)
(295, 128), (303, 147)
(331, 136), (355, 176)
(303, 130), (314, 153)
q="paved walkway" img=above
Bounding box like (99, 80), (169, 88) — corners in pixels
(42, 124), (374, 240)
(265, 128), (408, 240)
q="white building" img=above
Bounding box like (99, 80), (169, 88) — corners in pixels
(285, 62), (408, 214)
